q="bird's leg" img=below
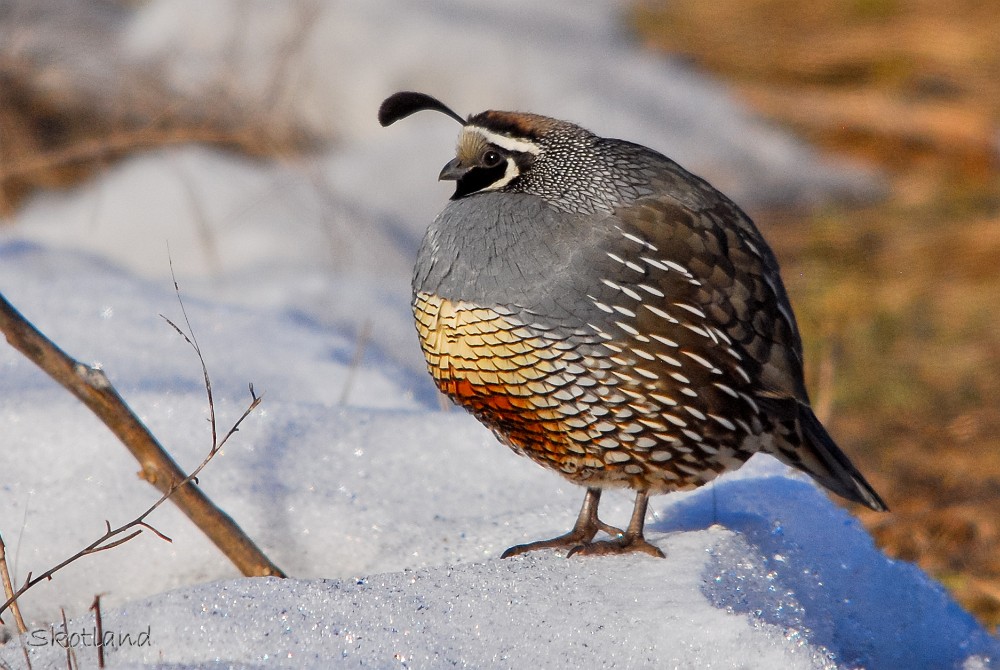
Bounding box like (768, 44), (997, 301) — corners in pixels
(501, 487), (623, 558)
(567, 490), (665, 558)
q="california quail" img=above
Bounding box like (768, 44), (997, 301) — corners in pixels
(379, 91), (888, 559)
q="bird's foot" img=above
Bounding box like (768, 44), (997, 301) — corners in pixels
(567, 535), (665, 559)
(501, 523), (624, 559)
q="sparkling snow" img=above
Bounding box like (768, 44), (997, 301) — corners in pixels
(1, 1), (996, 668)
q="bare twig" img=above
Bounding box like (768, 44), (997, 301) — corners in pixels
(0, 125), (276, 186)
(1, 383), (262, 616)
(167, 155), (222, 274)
(260, 0), (323, 130)
(339, 319), (372, 405)
(0, 289), (285, 598)
(161, 262), (219, 449)
(89, 595), (104, 669)
(58, 608), (76, 670)
(813, 321), (838, 425)
(0, 534), (27, 632)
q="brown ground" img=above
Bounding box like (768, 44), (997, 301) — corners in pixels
(0, 56), (310, 218)
(631, 0), (1000, 630)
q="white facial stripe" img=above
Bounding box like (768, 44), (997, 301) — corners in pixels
(483, 158), (520, 191)
(466, 127), (542, 155)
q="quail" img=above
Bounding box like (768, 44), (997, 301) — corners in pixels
(379, 91), (888, 559)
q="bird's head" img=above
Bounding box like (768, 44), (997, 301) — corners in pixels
(379, 91), (606, 207)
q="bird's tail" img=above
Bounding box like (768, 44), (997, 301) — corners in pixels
(791, 403), (889, 512)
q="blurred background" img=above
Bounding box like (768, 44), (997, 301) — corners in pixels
(1, 0), (997, 630)
(631, 0), (1000, 630)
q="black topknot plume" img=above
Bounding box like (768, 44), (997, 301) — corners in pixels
(378, 91), (467, 127)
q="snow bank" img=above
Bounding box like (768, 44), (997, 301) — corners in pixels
(1, 1), (995, 668)
(1, 244), (997, 668)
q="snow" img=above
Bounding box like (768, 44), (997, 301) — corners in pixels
(0, 0), (996, 668)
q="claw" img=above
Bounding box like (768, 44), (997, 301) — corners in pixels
(567, 536), (665, 558)
(502, 488), (663, 559)
(595, 520), (625, 539)
(502, 487), (613, 558)
(501, 528), (599, 559)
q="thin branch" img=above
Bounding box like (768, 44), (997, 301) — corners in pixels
(162, 257), (218, 449)
(0, 125), (267, 184)
(89, 595), (105, 669)
(167, 156), (223, 274)
(0, 382), (259, 616)
(339, 319), (372, 405)
(0, 290), (285, 601)
(813, 320), (838, 425)
(138, 521), (172, 543)
(0, 534), (27, 632)
(88, 531), (144, 555)
(58, 608), (76, 670)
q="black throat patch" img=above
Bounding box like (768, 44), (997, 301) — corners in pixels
(452, 163), (511, 199)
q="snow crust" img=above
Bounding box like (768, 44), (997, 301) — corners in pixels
(1, 242), (995, 669)
(0, 1), (995, 668)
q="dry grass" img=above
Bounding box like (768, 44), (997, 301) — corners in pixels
(632, 0), (1000, 630)
(0, 53), (315, 218)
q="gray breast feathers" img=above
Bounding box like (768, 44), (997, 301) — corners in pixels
(412, 192), (606, 312)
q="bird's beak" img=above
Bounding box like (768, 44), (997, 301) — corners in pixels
(438, 157), (469, 181)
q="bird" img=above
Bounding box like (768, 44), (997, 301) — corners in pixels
(378, 91), (888, 559)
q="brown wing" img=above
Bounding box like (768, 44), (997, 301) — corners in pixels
(580, 195), (887, 510)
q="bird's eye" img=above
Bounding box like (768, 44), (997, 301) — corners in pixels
(481, 150), (503, 168)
